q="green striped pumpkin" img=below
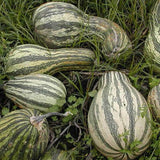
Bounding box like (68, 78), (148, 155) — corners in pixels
(0, 108), (49, 160)
(144, 0), (160, 72)
(147, 83), (160, 121)
(5, 44), (95, 77)
(33, 2), (131, 57)
(3, 74), (66, 113)
(88, 71), (152, 160)
(39, 148), (72, 160)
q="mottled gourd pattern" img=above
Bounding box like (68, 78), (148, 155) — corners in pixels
(33, 2), (131, 57)
(88, 71), (152, 160)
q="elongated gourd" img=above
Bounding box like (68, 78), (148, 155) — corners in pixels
(147, 83), (160, 121)
(33, 2), (131, 57)
(5, 44), (95, 77)
(88, 71), (152, 160)
(144, 0), (160, 72)
(39, 148), (72, 160)
(0, 108), (49, 160)
(3, 74), (67, 113)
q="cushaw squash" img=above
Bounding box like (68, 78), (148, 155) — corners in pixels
(33, 2), (131, 57)
(5, 44), (95, 77)
(0, 108), (49, 160)
(88, 71), (152, 160)
(147, 83), (160, 121)
(3, 74), (67, 113)
(144, 0), (160, 72)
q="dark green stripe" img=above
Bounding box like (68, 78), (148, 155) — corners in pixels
(7, 77), (65, 95)
(8, 126), (31, 160)
(0, 116), (28, 129)
(13, 75), (63, 87)
(6, 92), (53, 109)
(118, 72), (135, 145)
(89, 97), (120, 153)
(22, 108), (36, 116)
(155, 85), (160, 106)
(7, 53), (93, 66)
(0, 124), (29, 154)
(6, 83), (62, 99)
(101, 75), (123, 150)
(29, 128), (39, 160)
(17, 126), (33, 160)
(151, 31), (160, 54)
(0, 120), (29, 138)
(33, 2), (84, 23)
(38, 33), (78, 46)
(7, 57), (93, 76)
(36, 20), (82, 31)
(33, 108), (41, 116)
(3, 112), (30, 120)
(46, 63), (92, 75)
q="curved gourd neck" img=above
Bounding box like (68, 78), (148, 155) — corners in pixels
(83, 16), (131, 56)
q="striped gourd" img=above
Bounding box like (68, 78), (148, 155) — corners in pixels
(40, 148), (72, 160)
(33, 2), (131, 57)
(0, 108), (49, 160)
(144, 0), (160, 72)
(3, 74), (67, 113)
(147, 83), (160, 121)
(5, 44), (95, 77)
(88, 71), (152, 160)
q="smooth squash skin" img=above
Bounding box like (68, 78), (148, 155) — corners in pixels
(0, 108), (49, 160)
(5, 44), (95, 77)
(4, 74), (67, 113)
(147, 83), (160, 122)
(33, 2), (131, 58)
(144, 0), (160, 72)
(88, 71), (152, 160)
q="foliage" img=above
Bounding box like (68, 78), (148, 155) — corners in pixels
(0, 0), (160, 159)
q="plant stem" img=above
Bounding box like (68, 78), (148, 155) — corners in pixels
(30, 111), (73, 124)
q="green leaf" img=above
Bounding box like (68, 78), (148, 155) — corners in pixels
(88, 89), (97, 97)
(149, 77), (160, 88)
(48, 98), (66, 112)
(1, 107), (9, 116)
(68, 95), (77, 103)
(130, 139), (140, 151)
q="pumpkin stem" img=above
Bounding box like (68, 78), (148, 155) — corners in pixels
(30, 111), (73, 124)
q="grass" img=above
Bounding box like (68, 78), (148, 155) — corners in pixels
(0, 0), (160, 159)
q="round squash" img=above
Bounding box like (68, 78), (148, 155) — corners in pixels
(3, 74), (67, 113)
(0, 108), (49, 160)
(147, 83), (160, 121)
(33, 2), (131, 58)
(5, 44), (95, 77)
(88, 71), (152, 160)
